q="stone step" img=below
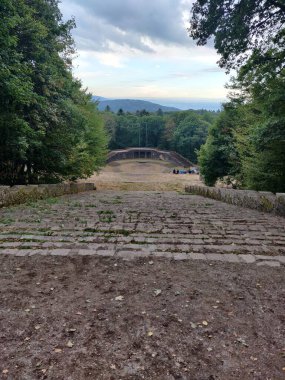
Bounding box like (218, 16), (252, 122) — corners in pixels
(0, 190), (285, 266)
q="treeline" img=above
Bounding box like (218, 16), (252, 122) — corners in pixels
(190, 0), (285, 192)
(0, 0), (107, 186)
(102, 108), (219, 163)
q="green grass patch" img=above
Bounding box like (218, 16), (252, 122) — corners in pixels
(0, 217), (15, 225)
(44, 197), (60, 205)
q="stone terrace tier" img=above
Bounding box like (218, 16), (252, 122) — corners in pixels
(0, 191), (285, 267)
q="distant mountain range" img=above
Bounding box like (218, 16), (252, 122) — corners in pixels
(93, 97), (179, 113)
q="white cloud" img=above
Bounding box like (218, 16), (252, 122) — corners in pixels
(59, 0), (228, 100)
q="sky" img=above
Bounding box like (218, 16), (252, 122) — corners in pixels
(59, 0), (229, 107)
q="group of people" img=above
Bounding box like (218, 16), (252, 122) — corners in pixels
(172, 168), (199, 175)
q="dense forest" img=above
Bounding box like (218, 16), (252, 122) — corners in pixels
(0, 0), (107, 186)
(190, 0), (285, 192)
(102, 108), (219, 163)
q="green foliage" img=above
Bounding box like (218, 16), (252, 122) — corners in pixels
(198, 105), (241, 186)
(102, 109), (218, 162)
(239, 74), (285, 192)
(0, 0), (107, 185)
(191, 0), (285, 192)
(173, 112), (210, 162)
(189, 0), (285, 73)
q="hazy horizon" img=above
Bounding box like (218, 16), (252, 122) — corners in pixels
(93, 95), (225, 111)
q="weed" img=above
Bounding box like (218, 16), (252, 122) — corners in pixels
(100, 215), (115, 223)
(97, 210), (114, 215)
(177, 191), (191, 195)
(26, 201), (38, 208)
(43, 231), (53, 236)
(70, 201), (82, 207)
(44, 197), (59, 205)
(29, 218), (41, 223)
(111, 199), (122, 204)
(0, 217), (15, 225)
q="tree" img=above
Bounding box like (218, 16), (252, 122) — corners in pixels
(117, 108), (124, 116)
(173, 113), (210, 162)
(190, 0), (285, 192)
(189, 0), (285, 72)
(0, 0), (107, 185)
(238, 74), (285, 192)
(198, 104), (241, 186)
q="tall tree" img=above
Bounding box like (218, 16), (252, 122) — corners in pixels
(173, 113), (210, 163)
(0, 0), (107, 185)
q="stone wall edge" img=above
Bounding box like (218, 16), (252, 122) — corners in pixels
(0, 183), (96, 208)
(185, 185), (285, 217)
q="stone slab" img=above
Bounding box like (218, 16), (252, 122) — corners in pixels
(256, 261), (281, 267)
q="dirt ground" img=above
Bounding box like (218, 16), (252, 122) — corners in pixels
(0, 255), (284, 380)
(87, 159), (202, 191)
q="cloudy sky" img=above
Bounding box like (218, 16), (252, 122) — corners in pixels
(59, 0), (229, 106)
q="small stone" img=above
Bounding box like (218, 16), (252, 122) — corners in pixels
(66, 340), (74, 348)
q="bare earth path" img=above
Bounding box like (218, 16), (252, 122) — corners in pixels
(86, 159), (202, 191)
(0, 160), (285, 379)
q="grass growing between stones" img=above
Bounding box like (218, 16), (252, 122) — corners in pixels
(40, 197), (60, 206)
(0, 217), (15, 225)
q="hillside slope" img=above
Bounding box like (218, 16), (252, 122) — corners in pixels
(95, 98), (180, 113)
